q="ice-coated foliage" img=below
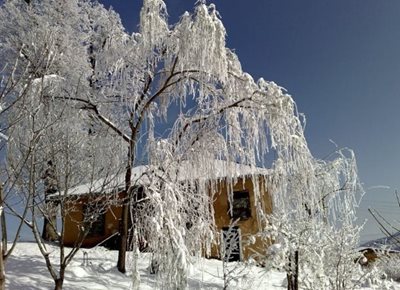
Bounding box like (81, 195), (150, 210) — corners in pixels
(1, 0), (126, 195)
(0, 0), (373, 289)
(263, 149), (371, 289)
(0, 2), (127, 288)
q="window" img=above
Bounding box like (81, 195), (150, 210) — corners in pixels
(83, 204), (105, 237)
(134, 186), (146, 203)
(231, 190), (251, 220)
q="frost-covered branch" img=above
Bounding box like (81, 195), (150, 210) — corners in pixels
(53, 96), (131, 143)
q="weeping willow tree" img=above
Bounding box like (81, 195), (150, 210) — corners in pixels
(0, 0), (374, 289)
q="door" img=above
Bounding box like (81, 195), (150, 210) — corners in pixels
(221, 226), (242, 262)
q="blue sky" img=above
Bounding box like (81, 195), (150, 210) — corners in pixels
(99, 0), (400, 242)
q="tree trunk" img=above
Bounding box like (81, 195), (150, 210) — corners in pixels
(0, 244), (5, 290)
(53, 264), (66, 290)
(0, 185), (6, 290)
(42, 161), (58, 241)
(0, 184), (6, 253)
(54, 278), (63, 290)
(0, 209), (6, 254)
(42, 217), (50, 240)
(287, 250), (299, 290)
(117, 202), (129, 273)
(294, 250), (299, 290)
(117, 141), (135, 273)
(42, 204), (58, 242)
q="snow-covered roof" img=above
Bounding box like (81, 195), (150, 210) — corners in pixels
(359, 231), (400, 252)
(51, 165), (148, 198)
(175, 159), (270, 181)
(51, 160), (271, 197)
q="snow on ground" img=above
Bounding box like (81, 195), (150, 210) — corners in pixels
(4, 242), (400, 290)
(6, 242), (284, 290)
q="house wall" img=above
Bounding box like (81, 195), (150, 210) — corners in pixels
(63, 195), (123, 248)
(63, 176), (273, 261)
(211, 175), (273, 261)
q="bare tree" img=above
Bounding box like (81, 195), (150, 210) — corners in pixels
(0, 11), (46, 288)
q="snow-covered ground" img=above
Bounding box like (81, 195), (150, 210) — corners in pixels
(5, 242), (400, 290)
(6, 242), (284, 290)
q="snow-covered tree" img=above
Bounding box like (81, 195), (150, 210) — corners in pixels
(0, 0), (372, 289)
(262, 148), (369, 290)
(0, 1), (126, 289)
(3, 50), (125, 290)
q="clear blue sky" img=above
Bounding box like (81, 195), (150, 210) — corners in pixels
(100, 0), (400, 242)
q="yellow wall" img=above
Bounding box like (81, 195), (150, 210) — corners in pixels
(64, 176), (273, 261)
(63, 196), (123, 248)
(211, 175), (273, 260)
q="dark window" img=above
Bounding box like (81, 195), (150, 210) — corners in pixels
(83, 205), (105, 237)
(135, 186), (146, 203)
(231, 190), (251, 220)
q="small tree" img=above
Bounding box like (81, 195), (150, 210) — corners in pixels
(5, 77), (125, 290)
(0, 2), (125, 289)
(0, 11), (47, 289)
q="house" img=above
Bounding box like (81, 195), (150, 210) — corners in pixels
(358, 232), (400, 266)
(58, 160), (273, 261)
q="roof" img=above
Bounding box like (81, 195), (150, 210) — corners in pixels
(359, 231), (400, 252)
(50, 159), (271, 197)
